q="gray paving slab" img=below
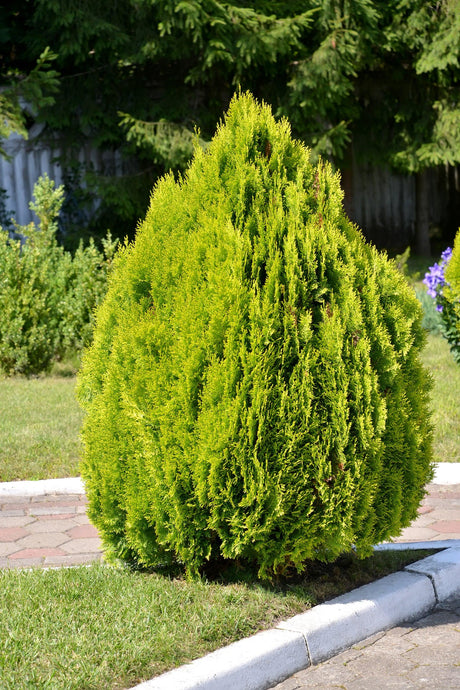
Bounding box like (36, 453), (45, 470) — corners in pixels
(272, 597), (460, 690)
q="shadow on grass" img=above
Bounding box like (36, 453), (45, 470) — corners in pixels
(129, 548), (438, 608)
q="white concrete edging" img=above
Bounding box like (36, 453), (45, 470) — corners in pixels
(374, 539), (460, 551)
(134, 548), (460, 690)
(405, 546), (460, 601)
(0, 477), (85, 496)
(432, 462), (460, 485)
(134, 628), (308, 690)
(277, 570), (434, 665)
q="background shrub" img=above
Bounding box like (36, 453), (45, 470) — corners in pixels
(0, 174), (117, 376)
(394, 247), (443, 334)
(442, 231), (460, 362)
(78, 93), (433, 578)
(414, 286), (444, 334)
(423, 236), (460, 362)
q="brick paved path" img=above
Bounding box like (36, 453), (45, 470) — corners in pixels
(0, 493), (102, 568)
(0, 482), (459, 569)
(273, 597), (460, 690)
(393, 483), (460, 543)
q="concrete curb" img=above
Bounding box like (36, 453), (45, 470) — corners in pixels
(405, 546), (460, 601)
(433, 462), (460, 485)
(277, 571), (434, 665)
(0, 477), (85, 496)
(374, 538), (460, 551)
(135, 629), (309, 690)
(134, 547), (460, 690)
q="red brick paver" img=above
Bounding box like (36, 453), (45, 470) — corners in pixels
(432, 520), (460, 533)
(393, 483), (460, 542)
(10, 547), (66, 560)
(67, 524), (99, 539)
(0, 482), (459, 570)
(0, 493), (103, 568)
(0, 527), (28, 541)
(37, 513), (78, 520)
(417, 505), (433, 515)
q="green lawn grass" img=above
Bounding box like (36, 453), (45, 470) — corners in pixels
(421, 332), (460, 463)
(0, 376), (83, 482)
(0, 551), (434, 690)
(406, 252), (460, 462)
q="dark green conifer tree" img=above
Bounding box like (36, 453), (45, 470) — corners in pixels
(78, 93), (433, 577)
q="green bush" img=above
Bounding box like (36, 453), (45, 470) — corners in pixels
(78, 93), (433, 578)
(393, 247), (443, 334)
(423, 236), (460, 362)
(442, 231), (460, 362)
(0, 174), (117, 376)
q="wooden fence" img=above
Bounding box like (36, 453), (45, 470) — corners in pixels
(0, 126), (124, 227)
(1, 127), (459, 249)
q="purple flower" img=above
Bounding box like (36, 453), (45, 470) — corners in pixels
(424, 248), (452, 301)
(441, 247), (453, 263)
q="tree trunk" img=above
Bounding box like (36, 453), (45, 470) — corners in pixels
(415, 169), (431, 257)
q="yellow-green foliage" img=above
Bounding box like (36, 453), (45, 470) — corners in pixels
(443, 230), (460, 362)
(0, 175), (118, 375)
(78, 93), (433, 577)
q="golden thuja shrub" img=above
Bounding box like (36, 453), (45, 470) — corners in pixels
(78, 93), (433, 578)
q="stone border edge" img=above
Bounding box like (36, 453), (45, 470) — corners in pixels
(134, 547), (460, 690)
(0, 477), (85, 496)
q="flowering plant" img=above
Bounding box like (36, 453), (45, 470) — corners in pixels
(424, 239), (460, 363)
(423, 247), (452, 311)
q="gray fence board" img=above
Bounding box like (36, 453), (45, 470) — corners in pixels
(1, 130), (458, 248)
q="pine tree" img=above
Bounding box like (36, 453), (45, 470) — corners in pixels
(6, 2), (459, 249)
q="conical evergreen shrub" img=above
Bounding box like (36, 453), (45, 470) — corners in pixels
(78, 93), (433, 577)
